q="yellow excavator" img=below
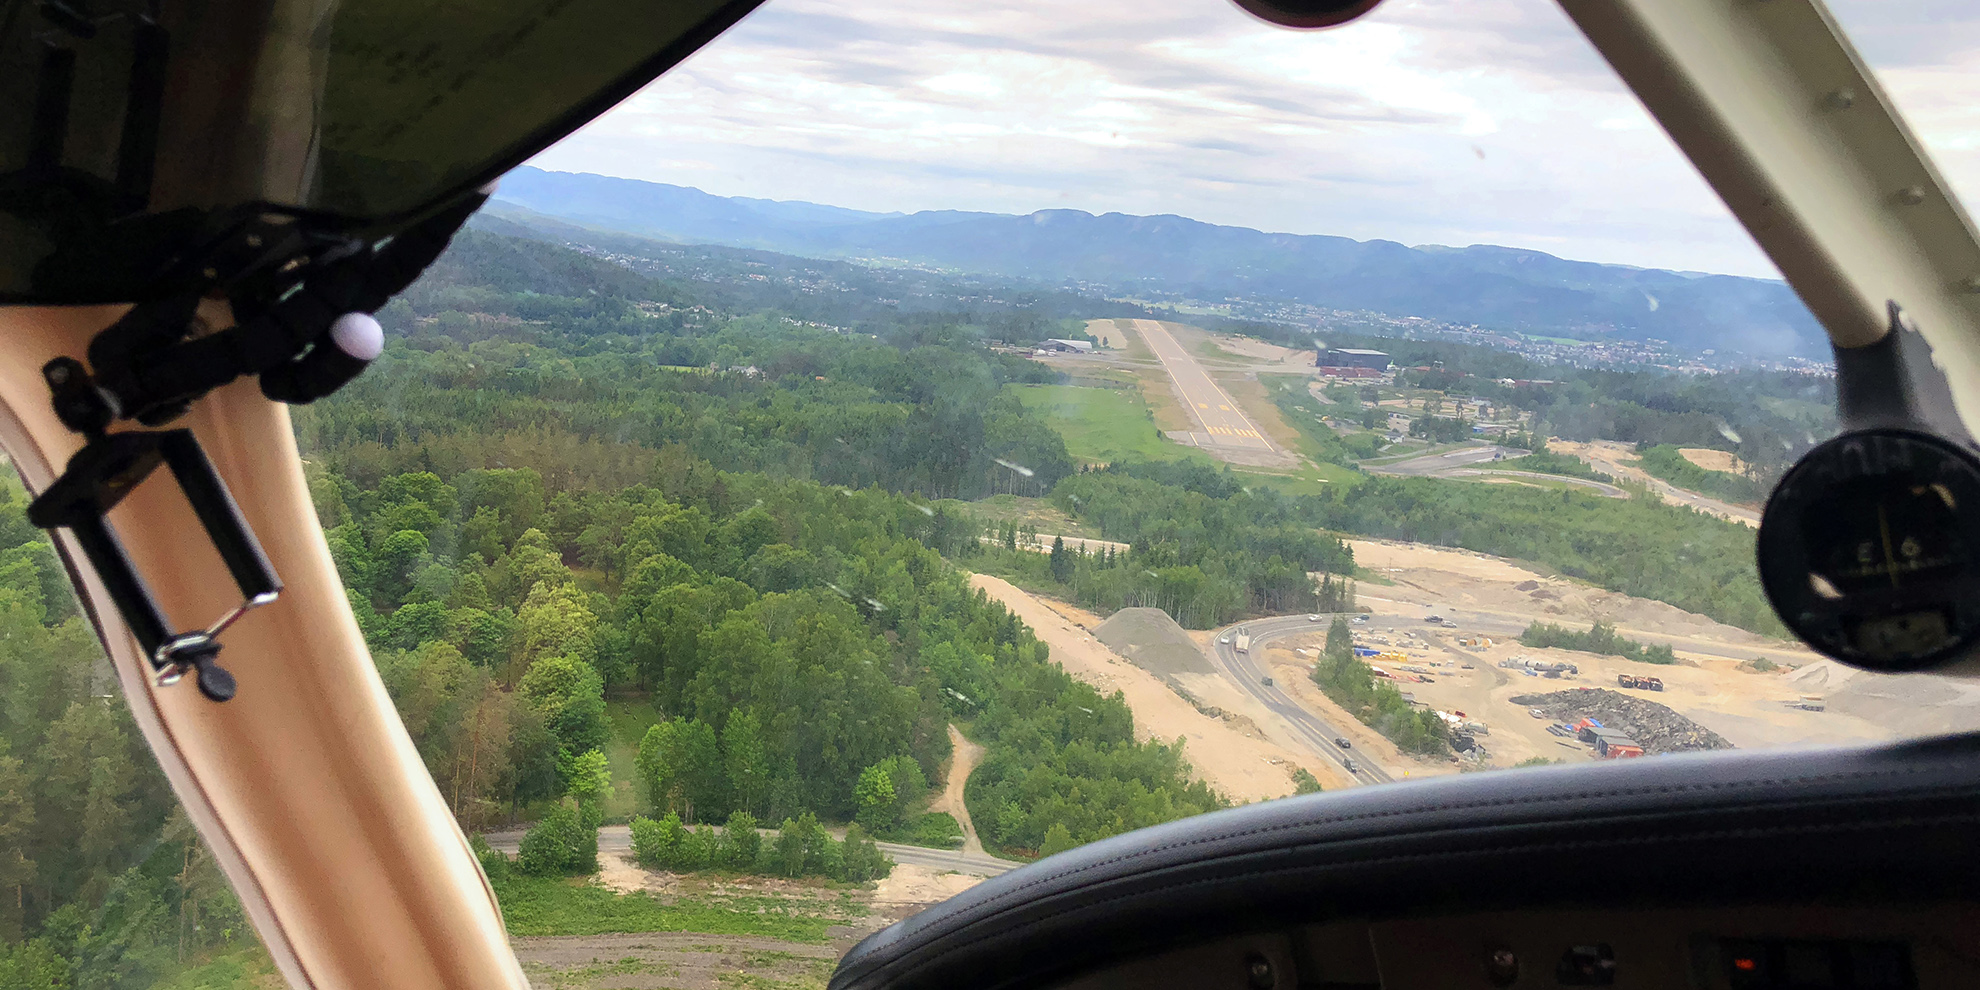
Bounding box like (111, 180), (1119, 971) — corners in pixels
(0, 1), (1975, 988)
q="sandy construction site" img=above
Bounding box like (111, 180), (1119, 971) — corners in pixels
(978, 531), (1980, 788)
(1318, 539), (1980, 763)
(969, 573), (1357, 800)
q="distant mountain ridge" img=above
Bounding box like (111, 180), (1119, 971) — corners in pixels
(494, 166), (1826, 357)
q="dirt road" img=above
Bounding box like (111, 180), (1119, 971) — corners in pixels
(929, 725), (986, 856)
(1366, 442), (1628, 497)
(513, 932), (840, 990)
(1339, 540), (1910, 755)
(969, 572), (1350, 797)
(1559, 439), (1761, 526)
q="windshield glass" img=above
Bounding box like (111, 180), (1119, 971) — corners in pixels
(10, 1), (1979, 987)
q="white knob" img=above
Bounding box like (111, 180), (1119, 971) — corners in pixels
(329, 312), (384, 361)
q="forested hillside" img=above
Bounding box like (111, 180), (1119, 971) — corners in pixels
(305, 230), (1236, 854)
(0, 483), (257, 988)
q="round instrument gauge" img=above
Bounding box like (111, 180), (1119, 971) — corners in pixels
(1758, 429), (1980, 671)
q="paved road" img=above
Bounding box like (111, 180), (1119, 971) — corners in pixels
(1208, 615), (1395, 785)
(1133, 320), (1274, 452)
(485, 824), (1020, 877)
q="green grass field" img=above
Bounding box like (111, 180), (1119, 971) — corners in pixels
(1010, 384), (1208, 466)
(603, 700), (662, 821)
(491, 876), (837, 941)
(1012, 383), (1360, 495)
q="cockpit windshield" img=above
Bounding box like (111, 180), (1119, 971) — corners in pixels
(4, 2), (1979, 988)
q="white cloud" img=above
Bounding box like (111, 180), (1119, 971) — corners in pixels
(528, 0), (1980, 280)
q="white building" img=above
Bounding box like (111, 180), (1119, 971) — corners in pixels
(1036, 338), (1095, 353)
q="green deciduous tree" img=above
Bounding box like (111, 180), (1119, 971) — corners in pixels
(516, 655), (607, 759)
(1038, 823), (1077, 858)
(722, 709), (768, 816)
(854, 764), (896, 833)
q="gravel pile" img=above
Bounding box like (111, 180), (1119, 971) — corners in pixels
(1095, 607), (1215, 677)
(1510, 688), (1734, 754)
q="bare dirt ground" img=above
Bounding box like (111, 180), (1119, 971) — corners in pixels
(512, 932), (840, 990)
(928, 725), (986, 856)
(1338, 539), (1923, 757)
(970, 573), (1349, 798)
(1082, 318), (1130, 350)
(1196, 332), (1317, 370)
(1555, 439), (1761, 526)
(1679, 448), (1750, 474)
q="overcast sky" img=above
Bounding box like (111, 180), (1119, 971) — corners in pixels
(526, 0), (1980, 279)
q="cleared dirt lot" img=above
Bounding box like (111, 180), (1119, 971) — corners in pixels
(1679, 447), (1750, 474)
(1335, 539), (1928, 759)
(970, 573), (1352, 797)
(1555, 439), (1760, 526)
(513, 932), (839, 990)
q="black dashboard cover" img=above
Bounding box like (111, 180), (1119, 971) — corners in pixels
(832, 734), (1980, 990)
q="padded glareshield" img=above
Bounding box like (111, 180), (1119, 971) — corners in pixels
(0, 0), (764, 303)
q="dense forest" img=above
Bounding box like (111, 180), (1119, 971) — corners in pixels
(0, 483), (258, 989)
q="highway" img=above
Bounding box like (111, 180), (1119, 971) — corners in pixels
(1207, 614), (1396, 785)
(485, 824), (1020, 877)
(1133, 320), (1275, 451)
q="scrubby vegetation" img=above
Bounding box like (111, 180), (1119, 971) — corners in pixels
(1495, 449), (1608, 480)
(1636, 445), (1765, 503)
(1310, 619), (1449, 755)
(1521, 621), (1677, 665)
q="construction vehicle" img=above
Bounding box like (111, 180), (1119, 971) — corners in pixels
(1618, 673), (1666, 691)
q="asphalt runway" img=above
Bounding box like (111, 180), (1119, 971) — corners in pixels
(1133, 320), (1274, 451)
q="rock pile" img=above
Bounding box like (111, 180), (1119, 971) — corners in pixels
(1510, 688), (1733, 754)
